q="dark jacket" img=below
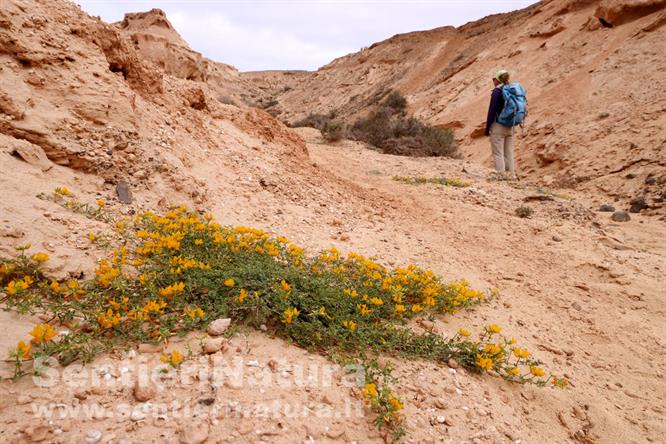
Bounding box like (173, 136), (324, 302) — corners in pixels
(485, 85), (505, 136)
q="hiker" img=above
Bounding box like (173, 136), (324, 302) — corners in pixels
(485, 69), (516, 176)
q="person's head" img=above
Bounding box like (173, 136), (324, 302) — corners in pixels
(494, 69), (510, 85)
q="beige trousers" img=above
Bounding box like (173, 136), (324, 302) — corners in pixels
(489, 122), (515, 173)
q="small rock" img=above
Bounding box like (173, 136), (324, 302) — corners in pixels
(611, 211), (631, 222)
(552, 235), (562, 242)
(339, 233), (350, 242)
(444, 417), (453, 426)
(179, 422), (210, 444)
(625, 173), (637, 179)
(202, 337), (225, 354)
(24, 425), (49, 442)
(130, 410), (146, 422)
(419, 319), (434, 331)
(17, 394), (32, 405)
(629, 196), (646, 213)
(434, 399), (448, 410)
(571, 302), (582, 311)
(598, 204), (615, 212)
(447, 358), (459, 369)
(85, 430), (102, 444)
(436, 415), (446, 424)
(325, 427), (346, 439)
(116, 180), (133, 204)
(133, 380), (155, 402)
(207, 318), (231, 336)
(645, 175), (656, 185)
(137, 343), (163, 354)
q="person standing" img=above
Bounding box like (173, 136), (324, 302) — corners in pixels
(485, 69), (515, 176)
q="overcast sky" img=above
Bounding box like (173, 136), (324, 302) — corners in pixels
(75, 1), (537, 71)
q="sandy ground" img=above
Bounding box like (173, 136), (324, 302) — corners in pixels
(0, 128), (664, 444)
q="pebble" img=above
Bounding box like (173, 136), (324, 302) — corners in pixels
(133, 380), (156, 402)
(611, 211), (630, 222)
(24, 425), (49, 442)
(202, 337), (225, 354)
(599, 204), (615, 212)
(179, 422), (210, 444)
(85, 430), (102, 444)
(207, 318), (232, 336)
(130, 410), (146, 421)
(436, 415), (447, 424)
(447, 358), (459, 369)
(137, 343), (163, 354)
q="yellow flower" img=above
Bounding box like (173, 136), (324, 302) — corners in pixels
(280, 279), (292, 293)
(342, 320), (357, 331)
(369, 297), (384, 306)
(238, 289), (249, 303)
(318, 307), (326, 315)
(16, 341), (31, 359)
(96, 199), (105, 207)
(388, 396), (404, 410)
(88, 232), (97, 242)
(224, 278), (235, 288)
(513, 347), (531, 359)
(362, 383), (378, 399)
(282, 307), (299, 324)
(160, 350), (184, 367)
(31, 252), (49, 263)
(49, 281), (61, 293)
(357, 304), (371, 316)
(29, 323), (56, 344)
(194, 239), (204, 246)
(394, 304), (406, 315)
(55, 186), (71, 196)
(530, 366), (545, 377)
(485, 324), (502, 334)
(507, 367), (521, 377)
(411, 304), (423, 313)
(484, 343), (503, 355)
(458, 328), (471, 337)
(475, 354), (493, 370)
(15, 244), (31, 251)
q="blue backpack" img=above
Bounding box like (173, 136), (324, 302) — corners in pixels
(497, 82), (527, 127)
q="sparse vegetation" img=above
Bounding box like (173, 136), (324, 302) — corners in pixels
(515, 206), (534, 218)
(392, 175), (470, 188)
(292, 111), (346, 142)
(350, 91), (459, 158)
(291, 91), (458, 157)
(1, 190), (566, 440)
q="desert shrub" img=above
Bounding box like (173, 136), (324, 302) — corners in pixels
(515, 206), (534, 218)
(292, 111), (337, 130)
(321, 120), (346, 142)
(292, 111), (347, 142)
(384, 90), (407, 112)
(350, 108), (458, 158)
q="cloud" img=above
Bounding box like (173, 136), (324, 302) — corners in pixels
(75, 0), (537, 71)
(167, 10), (354, 71)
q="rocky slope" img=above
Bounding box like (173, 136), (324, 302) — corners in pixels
(245, 0), (666, 214)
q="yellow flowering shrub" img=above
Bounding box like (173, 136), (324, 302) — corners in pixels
(0, 204), (567, 435)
